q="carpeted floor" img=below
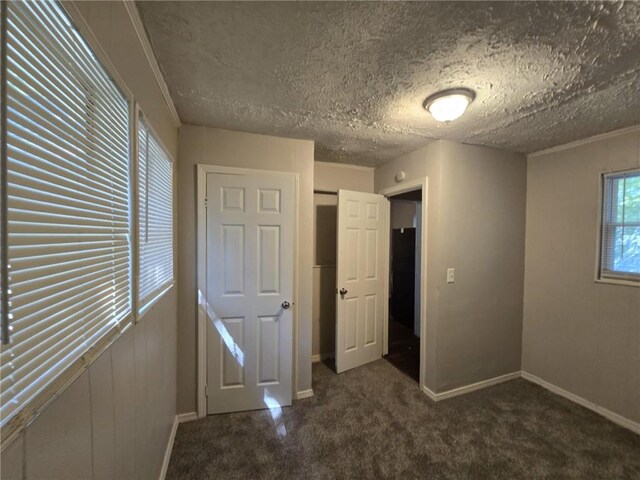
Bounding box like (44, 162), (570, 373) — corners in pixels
(385, 319), (420, 382)
(167, 361), (640, 480)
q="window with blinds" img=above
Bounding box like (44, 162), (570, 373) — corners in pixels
(0, 0), (131, 429)
(138, 118), (174, 309)
(600, 169), (640, 282)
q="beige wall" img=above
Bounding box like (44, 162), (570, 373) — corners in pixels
(1, 2), (179, 478)
(314, 161), (374, 193)
(375, 140), (526, 392)
(312, 163), (374, 358)
(177, 125), (314, 411)
(523, 129), (640, 423)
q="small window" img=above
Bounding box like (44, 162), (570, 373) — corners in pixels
(138, 117), (174, 310)
(599, 169), (640, 282)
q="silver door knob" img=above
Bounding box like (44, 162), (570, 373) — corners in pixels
(281, 301), (291, 310)
(339, 288), (347, 296)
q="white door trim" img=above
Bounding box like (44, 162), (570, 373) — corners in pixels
(378, 178), (428, 393)
(196, 164), (300, 418)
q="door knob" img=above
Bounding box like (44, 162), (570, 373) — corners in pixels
(281, 301), (291, 310)
(339, 288), (348, 296)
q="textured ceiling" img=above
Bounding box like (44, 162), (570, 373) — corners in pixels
(137, 1), (640, 166)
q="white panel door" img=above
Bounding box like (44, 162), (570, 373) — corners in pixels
(205, 171), (295, 414)
(336, 189), (388, 373)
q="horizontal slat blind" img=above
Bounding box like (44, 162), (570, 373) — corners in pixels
(601, 169), (640, 278)
(138, 118), (173, 308)
(0, 0), (131, 427)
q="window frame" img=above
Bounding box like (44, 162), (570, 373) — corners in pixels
(1, 0), (135, 438)
(0, 0), (158, 448)
(596, 167), (640, 287)
(136, 109), (175, 321)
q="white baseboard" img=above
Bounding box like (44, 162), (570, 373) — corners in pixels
(422, 385), (438, 401)
(521, 371), (640, 435)
(177, 411), (199, 423)
(158, 415), (179, 480)
(422, 371), (521, 402)
(311, 353), (333, 363)
(295, 389), (314, 400)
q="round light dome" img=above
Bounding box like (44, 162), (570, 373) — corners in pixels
(423, 88), (475, 122)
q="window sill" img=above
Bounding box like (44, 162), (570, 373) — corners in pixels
(595, 278), (640, 288)
(138, 281), (175, 322)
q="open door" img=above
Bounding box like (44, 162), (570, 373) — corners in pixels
(335, 189), (389, 373)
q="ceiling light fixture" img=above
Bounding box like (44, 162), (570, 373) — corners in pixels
(423, 88), (475, 122)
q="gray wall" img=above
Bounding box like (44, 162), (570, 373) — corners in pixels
(375, 140), (527, 392)
(1, 293), (178, 480)
(390, 200), (418, 230)
(1, 2), (179, 478)
(177, 125), (314, 413)
(376, 142), (443, 389)
(312, 162), (374, 358)
(313, 193), (338, 358)
(523, 129), (640, 423)
(436, 141), (526, 391)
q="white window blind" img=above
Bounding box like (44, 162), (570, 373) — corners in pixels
(0, 0), (131, 428)
(600, 169), (640, 281)
(138, 118), (173, 308)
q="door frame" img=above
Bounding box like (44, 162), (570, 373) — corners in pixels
(196, 164), (300, 418)
(378, 178), (428, 391)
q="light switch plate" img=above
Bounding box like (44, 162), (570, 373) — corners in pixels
(447, 268), (455, 283)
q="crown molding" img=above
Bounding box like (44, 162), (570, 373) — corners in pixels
(123, 1), (181, 128)
(528, 125), (640, 159)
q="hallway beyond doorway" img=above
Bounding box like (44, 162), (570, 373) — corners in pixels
(384, 319), (420, 382)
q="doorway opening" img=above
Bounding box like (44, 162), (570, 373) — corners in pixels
(385, 189), (422, 382)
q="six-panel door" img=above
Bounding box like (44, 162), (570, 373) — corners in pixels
(336, 190), (388, 373)
(205, 172), (295, 414)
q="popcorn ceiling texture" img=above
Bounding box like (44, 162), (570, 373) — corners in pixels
(137, 1), (640, 166)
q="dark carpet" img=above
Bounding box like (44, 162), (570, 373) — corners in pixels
(385, 319), (420, 382)
(167, 361), (640, 480)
